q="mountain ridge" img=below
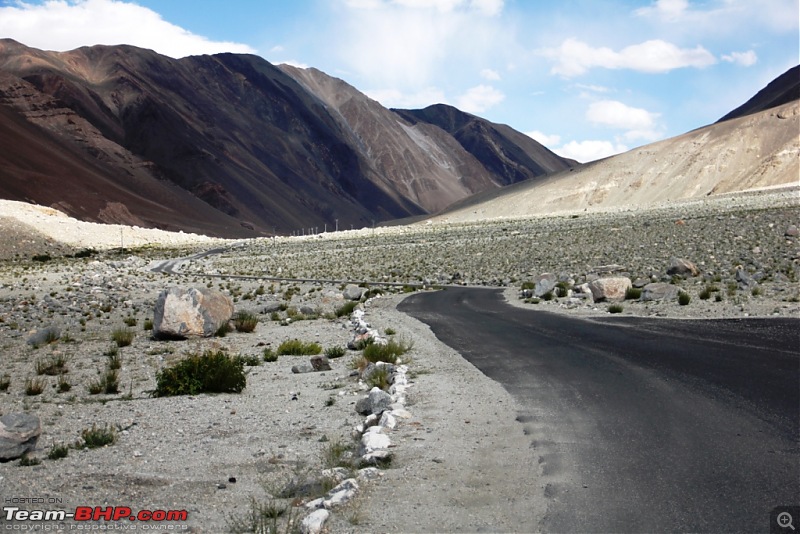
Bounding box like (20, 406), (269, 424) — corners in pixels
(0, 39), (573, 236)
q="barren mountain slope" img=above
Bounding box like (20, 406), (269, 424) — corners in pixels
(280, 66), (576, 212)
(393, 104), (576, 182)
(718, 65), (800, 122)
(0, 40), (425, 234)
(280, 66), (501, 212)
(434, 99), (799, 223)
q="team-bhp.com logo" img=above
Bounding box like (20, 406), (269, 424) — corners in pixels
(4, 506), (188, 526)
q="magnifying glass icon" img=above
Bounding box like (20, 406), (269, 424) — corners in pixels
(778, 512), (796, 530)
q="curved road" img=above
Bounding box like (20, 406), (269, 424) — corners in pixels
(399, 287), (799, 533)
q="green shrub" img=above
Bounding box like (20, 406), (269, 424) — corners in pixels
(153, 350), (246, 397)
(143, 318), (154, 331)
(335, 301), (358, 318)
(270, 311), (281, 322)
(366, 367), (391, 390)
(608, 304), (624, 314)
(19, 455), (41, 466)
(107, 351), (122, 370)
(0, 374), (9, 391)
(324, 346), (346, 359)
(48, 443), (69, 460)
(56, 374), (71, 393)
(89, 368), (119, 395)
(277, 339), (322, 356)
(751, 286), (762, 297)
(520, 281), (535, 290)
(699, 288), (711, 300)
(81, 424), (116, 448)
(233, 311), (259, 333)
(123, 316), (137, 327)
(555, 285), (569, 298)
(36, 354), (68, 376)
(263, 348), (278, 363)
(678, 292), (691, 306)
(363, 338), (412, 364)
(32, 254), (52, 262)
(625, 287), (642, 300)
(25, 377), (45, 396)
(384, 328), (396, 336)
(215, 322), (233, 337)
(541, 291), (555, 301)
(111, 328), (134, 347)
(237, 354), (262, 366)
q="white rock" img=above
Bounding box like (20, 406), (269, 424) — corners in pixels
(379, 411), (397, 430)
(391, 407), (413, 419)
(323, 479), (359, 508)
(361, 430), (391, 453)
(301, 509), (329, 534)
(357, 467), (382, 481)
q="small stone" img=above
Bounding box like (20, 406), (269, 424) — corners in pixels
(355, 387), (392, 416)
(641, 283), (680, 302)
(301, 509), (329, 534)
(666, 257), (700, 277)
(310, 355), (331, 372)
(785, 225), (798, 237)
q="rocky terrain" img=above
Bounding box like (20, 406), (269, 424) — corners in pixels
(0, 186), (797, 532)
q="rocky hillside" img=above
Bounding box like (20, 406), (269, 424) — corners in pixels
(718, 65), (800, 122)
(0, 39), (572, 236)
(393, 104), (577, 185)
(435, 92), (799, 223)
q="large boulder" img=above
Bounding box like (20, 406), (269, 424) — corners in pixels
(533, 273), (557, 297)
(641, 283), (680, 302)
(0, 413), (41, 461)
(343, 284), (366, 301)
(153, 287), (234, 339)
(667, 257), (700, 277)
(588, 277), (631, 302)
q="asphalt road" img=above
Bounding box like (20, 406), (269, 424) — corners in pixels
(399, 287), (800, 533)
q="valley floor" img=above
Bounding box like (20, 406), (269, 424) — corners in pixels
(0, 188), (797, 532)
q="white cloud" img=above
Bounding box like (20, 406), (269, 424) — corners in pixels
(480, 68), (501, 81)
(540, 38), (716, 77)
(365, 86), (448, 108)
(334, 0), (509, 92)
(278, 60), (310, 69)
(455, 84), (504, 112)
(525, 130), (561, 147)
(469, 0), (504, 16)
(722, 50), (758, 66)
(586, 100), (663, 143)
(575, 83), (611, 94)
(0, 0), (256, 58)
(587, 100), (659, 131)
(554, 140), (628, 162)
(635, 0), (689, 21)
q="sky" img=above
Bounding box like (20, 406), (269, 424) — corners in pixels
(0, 0), (797, 162)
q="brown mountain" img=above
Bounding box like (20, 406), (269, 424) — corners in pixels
(392, 104), (577, 185)
(718, 65), (800, 122)
(280, 66), (575, 212)
(0, 40), (572, 236)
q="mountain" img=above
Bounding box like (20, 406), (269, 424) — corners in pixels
(0, 40), (572, 236)
(718, 65), (800, 122)
(433, 76), (799, 223)
(278, 66), (575, 212)
(392, 104), (577, 185)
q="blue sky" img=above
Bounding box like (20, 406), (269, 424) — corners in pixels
(0, 0), (797, 162)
